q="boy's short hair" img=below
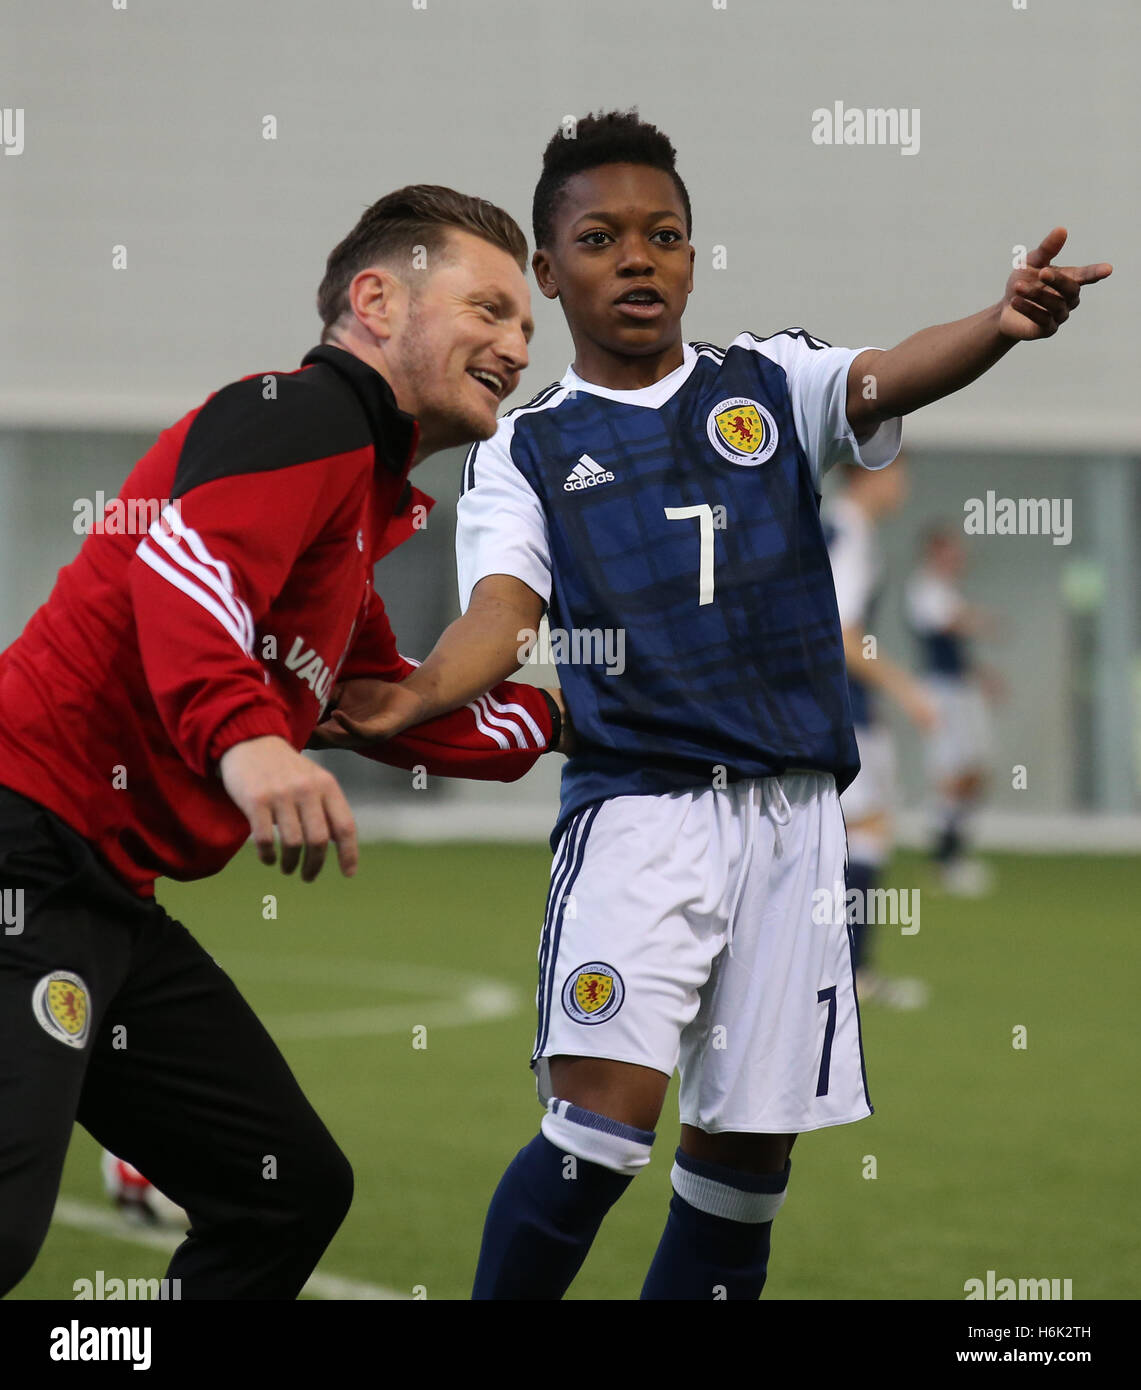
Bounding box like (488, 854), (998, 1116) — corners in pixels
(532, 109), (692, 250)
(920, 520), (957, 553)
(317, 185), (528, 340)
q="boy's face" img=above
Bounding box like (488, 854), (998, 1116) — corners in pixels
(930, 534), (966, 578)
(533, 163), (694, 369)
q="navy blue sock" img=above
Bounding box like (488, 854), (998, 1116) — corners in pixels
(934, 808), (965, 863)
(641, 1151), (790, 1301)
(847, 859), (876, 970)
(471, 1133), (633, 1300)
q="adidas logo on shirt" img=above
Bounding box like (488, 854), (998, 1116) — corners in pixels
(564, 455), (616, 492)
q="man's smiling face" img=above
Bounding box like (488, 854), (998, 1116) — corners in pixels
(393, 228), (533, 449)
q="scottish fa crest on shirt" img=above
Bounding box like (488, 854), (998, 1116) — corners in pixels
(562, 962), (625, 1024)
(707, 397), (779, 465)
(32, 970), (91, 1048)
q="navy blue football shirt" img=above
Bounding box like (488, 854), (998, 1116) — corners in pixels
(457, 330), (902, 841)
(905, 566), (970, 677)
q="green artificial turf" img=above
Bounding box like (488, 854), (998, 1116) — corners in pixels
(12, 845), (1138, 1301)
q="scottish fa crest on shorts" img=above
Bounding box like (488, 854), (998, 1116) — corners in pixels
(32, 970), (90, 1048)
(707, 397), (779, 465)
(562, 962), (625, 1024)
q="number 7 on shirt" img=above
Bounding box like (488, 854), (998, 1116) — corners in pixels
(664, 503), (717, 606)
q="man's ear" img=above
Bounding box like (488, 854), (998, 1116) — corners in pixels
(532, 248), (560, 301)
(348, 266), (405, 342)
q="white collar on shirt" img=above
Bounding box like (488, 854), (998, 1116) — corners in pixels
(561, 342), (699, 409)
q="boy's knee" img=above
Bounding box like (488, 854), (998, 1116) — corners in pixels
(541, 1099), (656, 1178)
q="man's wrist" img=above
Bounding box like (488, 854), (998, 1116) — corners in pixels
(539, 688), (562, 753)
(207, 708), (292, 775)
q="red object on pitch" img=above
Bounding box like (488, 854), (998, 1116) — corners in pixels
(108, 1157), (150, 1198)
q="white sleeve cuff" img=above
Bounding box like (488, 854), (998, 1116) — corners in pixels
(845, 413), (903, 471)
(458, 556), (552, 615)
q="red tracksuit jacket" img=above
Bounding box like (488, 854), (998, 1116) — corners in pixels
(0, 345), (553, 895)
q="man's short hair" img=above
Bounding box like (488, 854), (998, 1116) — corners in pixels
(532, 109), (692, 251)
(317, 185), (529, 340)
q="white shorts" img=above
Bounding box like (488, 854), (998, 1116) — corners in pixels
(532, 772), (872, 1135)
(841, 724), (897, 824)
(925, 678), (992, 779)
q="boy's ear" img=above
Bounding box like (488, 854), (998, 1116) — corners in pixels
(532, 248), (560, 301)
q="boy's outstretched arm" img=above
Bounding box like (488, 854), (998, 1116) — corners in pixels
(313, 573), (544, 748)
(846, 227), (1113, 437)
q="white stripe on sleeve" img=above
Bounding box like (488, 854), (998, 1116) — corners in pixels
(136, 539), (252, 655)
(472, 694), (527, 749)
(141, 509), (256, 653)
(466, 698), (512, 750)
(481, 690), (545, 748)
(156, 505), (255, 651)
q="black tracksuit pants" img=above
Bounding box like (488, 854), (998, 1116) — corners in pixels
(0, 786), (353, 1299)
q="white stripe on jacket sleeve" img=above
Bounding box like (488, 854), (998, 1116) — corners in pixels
(481, 689), (545, 747)
(161, 505), (255, 652)
(136, 539), (252, 655)
(136, 505), (256, 655)
(471, 694), (530, 750)
(466, 696), (512, 749)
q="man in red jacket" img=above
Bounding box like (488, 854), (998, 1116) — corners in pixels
(0, 185), (563, 1298)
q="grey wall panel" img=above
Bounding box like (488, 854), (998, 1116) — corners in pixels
(0, 0), (1133, 445)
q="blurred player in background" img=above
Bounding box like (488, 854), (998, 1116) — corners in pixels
(824, 454), (934, 1009)
(906, 524), (1005, 894)
(102, 1151), (187, 1228)
(322, 111), (1110, 1301)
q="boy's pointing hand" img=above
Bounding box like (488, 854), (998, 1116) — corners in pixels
(999, 227), (1112, 341)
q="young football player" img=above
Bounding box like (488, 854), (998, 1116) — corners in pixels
(823, 455), (934, 1008)
(321, 112), (1110, 1299)
(905, 524), (1005, 894)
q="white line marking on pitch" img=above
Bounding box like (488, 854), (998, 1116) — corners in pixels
(217, 954), (522, 1041)
(46, 959), (520, 1299)
(51, 1199), (407, 1300)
